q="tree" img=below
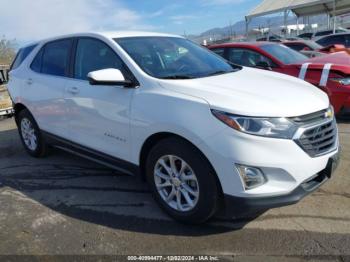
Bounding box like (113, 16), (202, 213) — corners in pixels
(0, 36), (17, 65)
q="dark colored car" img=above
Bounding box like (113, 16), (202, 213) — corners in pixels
(316, 33), (350, 47)
(297, 32), (313, 40)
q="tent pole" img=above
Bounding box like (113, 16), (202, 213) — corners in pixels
(245, 17), (249, 39)
(296, 15), (299, 35)
(333, 0), (336, 33)
(284, 10), (288, 38)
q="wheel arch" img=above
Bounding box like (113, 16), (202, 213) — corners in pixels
(139, 132), (224, 197)
(13, 103), (29, 124)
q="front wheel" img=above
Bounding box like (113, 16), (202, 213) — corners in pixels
(17, 109), (48, 157)
(146, 137), (220, 224)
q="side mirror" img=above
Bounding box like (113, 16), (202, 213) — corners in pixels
(256, 61), (272, 70)
(87, 68), (135, 87)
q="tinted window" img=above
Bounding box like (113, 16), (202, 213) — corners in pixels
(284, 43), (307, 51)
(227, 48), (276, 68)
(298, 33), (313, 39)
(10, 44), (37, 70)
(317, 35), (346, 47)
(74, 38), (126, 80)
(41, 39), (72, 77)
(260, 44), (307, 64)
(30, 48), (44, 73)
(211, 48), (226, 57)
(315, 30), (332, 37)
(116, 37), (237, 79)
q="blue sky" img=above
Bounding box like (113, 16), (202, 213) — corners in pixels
(1, 0), (260, 42)
(121, 0), (260, 35)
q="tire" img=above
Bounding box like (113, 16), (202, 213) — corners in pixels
(146, 137), (220, 224)
(17, 109), (48, 157)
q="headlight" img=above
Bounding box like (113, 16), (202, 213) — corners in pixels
(330, 77), (350, 86)
(211, 110), (298, 139)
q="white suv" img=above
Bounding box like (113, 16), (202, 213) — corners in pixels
(8, 32), (339, 223)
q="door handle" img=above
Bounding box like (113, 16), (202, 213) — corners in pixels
(67, 86), (79, 94)
(26, 78), (33, 85)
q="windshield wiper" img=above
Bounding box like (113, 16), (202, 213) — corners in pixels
(160, 75), (194, 79)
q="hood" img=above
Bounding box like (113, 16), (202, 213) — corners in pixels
(306, 52), (350, 67)
(289, 52), (350, 74)
(158, 67), (329, 117)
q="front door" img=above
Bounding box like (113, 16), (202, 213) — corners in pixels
(64, 37), (135, 161)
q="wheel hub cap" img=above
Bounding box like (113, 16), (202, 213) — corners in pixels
(20, 118), (38, 151)
(154, 155), (199, 212)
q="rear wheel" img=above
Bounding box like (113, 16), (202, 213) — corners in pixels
(17, 109), (48, 157)
(146, 137), (220, 224)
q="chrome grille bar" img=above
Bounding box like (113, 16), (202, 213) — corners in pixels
(291, 109), (338, 158)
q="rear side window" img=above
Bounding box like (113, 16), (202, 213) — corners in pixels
(10, 44), (37, 71)
(31, 48), (43, 73)
(30, 39), (72, 77)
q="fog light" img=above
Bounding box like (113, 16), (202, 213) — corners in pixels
(235, 165), (266, 190)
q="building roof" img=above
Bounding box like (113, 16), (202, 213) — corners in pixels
(246, 0), (350, 19)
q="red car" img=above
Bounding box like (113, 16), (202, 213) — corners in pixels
(209, 42), (350, 115)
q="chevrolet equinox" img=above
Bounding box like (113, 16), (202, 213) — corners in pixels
(8, 32), (340, 223)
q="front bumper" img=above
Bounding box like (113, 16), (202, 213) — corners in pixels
(0, 107), (14, 116)
(221, 151), (340, 217)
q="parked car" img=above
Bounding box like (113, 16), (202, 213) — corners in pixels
(282, 40), (350, 57)
(209, 42), (350, 115)
(0, 85), (13, 117)
(0, 65), (13, 117)
(8, 32), (339, 223)
(256, 34), (282, 42)
(282, 40), (325, 57)
(316, 32), (350, 47)
(297, 32), (313, 40)
(298, 28), (349, 40)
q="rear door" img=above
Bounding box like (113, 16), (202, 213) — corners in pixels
(22, 38), (73, 137)
(64, 37), (135, 161)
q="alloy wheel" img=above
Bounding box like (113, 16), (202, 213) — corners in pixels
(154, 155), (199, 212)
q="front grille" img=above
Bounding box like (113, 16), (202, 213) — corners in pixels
(291, 109), (328, 125)
(295, 119), (337, 157)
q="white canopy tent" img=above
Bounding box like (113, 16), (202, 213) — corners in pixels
(245, 0), (350, 36)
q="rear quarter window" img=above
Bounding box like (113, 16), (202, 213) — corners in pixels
(10, 44), (37, 71)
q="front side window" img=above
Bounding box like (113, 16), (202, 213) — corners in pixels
(260, 44), (307, 64)
(227, 48), (276, 68)
(74, 38), (126, 80)
(115, 37), (237, 79)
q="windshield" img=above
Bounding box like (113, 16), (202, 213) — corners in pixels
(306, 41), (323, 50)
(115, 37), (238, 79)
(261, 44), (308, 64)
